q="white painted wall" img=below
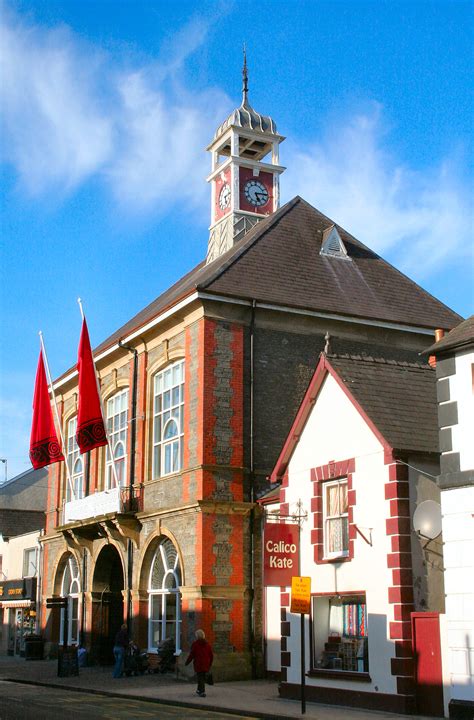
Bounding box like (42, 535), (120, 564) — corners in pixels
(279, 373), (399, 696)
(451, 349), (474, 470)
(440, 485), (474, 705)
(0, 531), (41, 580)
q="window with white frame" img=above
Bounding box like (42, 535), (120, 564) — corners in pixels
(60, 556), (80, 646)
(152, 361), (184, 478)
(106, 389), (129, 489)
(66, 417), (84, 502)
(312, 594), (368, 673)
(323, 478), (349, 559)
(23, 548), (37, 577)
(148, 538), (182, 653)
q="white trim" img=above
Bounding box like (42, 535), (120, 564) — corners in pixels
(53, 287), (436, 393)
(197, 293), (436, 335)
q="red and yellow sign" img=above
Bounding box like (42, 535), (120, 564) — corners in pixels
(290, 576), (311, 614)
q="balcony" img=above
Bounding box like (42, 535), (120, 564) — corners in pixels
(58, 486), (143, 551)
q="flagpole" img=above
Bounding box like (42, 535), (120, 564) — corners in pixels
(38, 332), (76, 501)
(77, 298), (120, 490)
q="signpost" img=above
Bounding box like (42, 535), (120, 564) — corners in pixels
(290, 576), (311, 715)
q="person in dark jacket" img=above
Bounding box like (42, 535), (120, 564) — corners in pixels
(112, 623), (129, 678)
(185, 629), (213, 697)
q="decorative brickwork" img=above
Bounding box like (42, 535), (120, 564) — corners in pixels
(384, 455), (415, 701)
(310, 458), (356, 564)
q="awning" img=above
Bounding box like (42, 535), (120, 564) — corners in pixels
(0, 600), (34, 609)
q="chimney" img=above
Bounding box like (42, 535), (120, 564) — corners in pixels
(429, 329), (445, 368)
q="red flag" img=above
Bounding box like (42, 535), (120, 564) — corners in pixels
(76, 318), (107, 454)
(29, 351), (65, 469)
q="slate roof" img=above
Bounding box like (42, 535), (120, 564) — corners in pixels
(328, 354), (439, 454)
(86, 196), (461, 360)
(424, 315), (474, 355)
(0, 509), (45, 539)
(271, 350), (438, 482)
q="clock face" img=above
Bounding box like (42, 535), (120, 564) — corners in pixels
(244, 179), (269, 207)
(219, 183), (231, 211)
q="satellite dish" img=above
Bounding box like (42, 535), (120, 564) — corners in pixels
(413, 500), (442, 540)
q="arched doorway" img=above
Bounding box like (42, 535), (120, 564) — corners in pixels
(92, 545), (124, 665)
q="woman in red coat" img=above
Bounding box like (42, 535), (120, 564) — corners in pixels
(185, 629), (214, 697)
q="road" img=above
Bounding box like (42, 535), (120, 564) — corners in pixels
(0, 681), (258, 720)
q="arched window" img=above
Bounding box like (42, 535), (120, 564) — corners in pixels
(152, 360), (184, 478)
(66, 417), (84, 502)
(148, 539), (182, 653)
(106, 389), (129, 489)
(60, 556), (80, 646)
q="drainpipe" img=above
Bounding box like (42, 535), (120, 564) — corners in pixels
(117, 339), (139, 630)
(249, 300), (257, 678)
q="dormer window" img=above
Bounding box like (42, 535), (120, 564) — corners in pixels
(320, 225), (351, 260)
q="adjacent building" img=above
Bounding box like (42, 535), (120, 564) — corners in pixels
(425, 317), (474, 719)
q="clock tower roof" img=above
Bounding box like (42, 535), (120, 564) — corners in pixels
(213, 51), (279, 143)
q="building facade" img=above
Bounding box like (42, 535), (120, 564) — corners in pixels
(426, 318), (474, 719)
(264, 352), (445, 714)
(39, 79), (461, 679)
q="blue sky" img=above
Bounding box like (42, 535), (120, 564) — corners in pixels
(1, 0), (473, 479)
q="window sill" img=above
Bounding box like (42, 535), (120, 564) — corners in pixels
(322, 555), (350, 563)
(308, 669), (371, 682)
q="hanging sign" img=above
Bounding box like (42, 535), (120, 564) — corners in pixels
(263, 523), (299, 587)
(290, 576), (311, 614)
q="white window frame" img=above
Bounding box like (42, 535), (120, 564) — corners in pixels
(23, 548), (37, 578)
(60, 556), (80, 646)
(66, 417), (84, 502)
(152, 360), (184, 479)
(322, 478), (349, 559)
(148, 540), (182, 654)
(106, 389), (129, 489)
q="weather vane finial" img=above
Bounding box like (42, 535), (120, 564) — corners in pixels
(242, 43), (249, 105)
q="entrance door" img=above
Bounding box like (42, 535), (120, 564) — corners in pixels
(92, 545), (124, 665)
(411, 612), (444, 717)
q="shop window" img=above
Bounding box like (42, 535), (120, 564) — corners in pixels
(66, 417), (84, 501)
(148, 538), (182, 653)
(323, 479), (348, 559)
(312, 594), (368, 673)
(105, 389), (129, 489)
(60, 556), (80, 646)
(152, 360), (184, 478)
(23, 548), (37, 578)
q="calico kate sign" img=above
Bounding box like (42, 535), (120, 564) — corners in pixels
(263, 523), (300, 586)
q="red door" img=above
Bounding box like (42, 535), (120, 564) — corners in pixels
(411, 612), (444, 717)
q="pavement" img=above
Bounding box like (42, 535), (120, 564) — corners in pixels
(0, 656), (439, 720)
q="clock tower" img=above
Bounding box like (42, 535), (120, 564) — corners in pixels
(206, 53), (285, 264)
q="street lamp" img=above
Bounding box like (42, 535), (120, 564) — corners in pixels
(0, 459), (7, 484)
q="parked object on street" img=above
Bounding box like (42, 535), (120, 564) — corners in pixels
(124, 642), (149, 676)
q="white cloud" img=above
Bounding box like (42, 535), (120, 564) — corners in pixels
(1, 13), (113, 194)
(283, 104), (472, 277)
(0, 8), (230, 207)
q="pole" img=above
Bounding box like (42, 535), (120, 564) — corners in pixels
(298, 513), (306, 715)
(39, 332), (75, 500)
(77, 298), (120, 490)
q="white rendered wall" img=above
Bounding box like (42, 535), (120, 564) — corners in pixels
(450, 349), (474, 470)
(441, 485), (474, 705)
(283, 373), (397, 696)
(265, 586), (281, 672)
(0, 531), (40, 580)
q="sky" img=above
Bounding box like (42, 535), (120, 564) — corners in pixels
(0, 0), (473, 480)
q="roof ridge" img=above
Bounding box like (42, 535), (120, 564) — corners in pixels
(198, 197), (302, 290)
(327, 351), (432, 370)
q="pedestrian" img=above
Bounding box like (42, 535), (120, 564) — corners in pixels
(185, 629), (213, 697)
(112, 623), (129, 679)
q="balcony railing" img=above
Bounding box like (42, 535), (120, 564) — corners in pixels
(63, 485), (143, 525)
